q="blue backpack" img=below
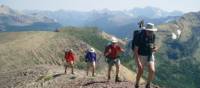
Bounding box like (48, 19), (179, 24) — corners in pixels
(85, 51), (96, 62)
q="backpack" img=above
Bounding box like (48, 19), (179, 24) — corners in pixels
(104, 44), (122, 59)
(132, 30), (143, 50)
(134, 30), (156, 61)
(104, 44), (112, 58)
(85, 51), (96, 62)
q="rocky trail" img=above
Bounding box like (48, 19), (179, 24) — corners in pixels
(0, 65), (160, 88)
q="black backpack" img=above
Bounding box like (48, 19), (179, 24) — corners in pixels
(132, 30), (156, 61)
(131, 30), (142, 50)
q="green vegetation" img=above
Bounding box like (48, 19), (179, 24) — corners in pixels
(75, 56), (87, 70)
(59, 26), (109, 51)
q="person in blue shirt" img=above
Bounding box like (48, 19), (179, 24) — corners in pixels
(85, 48), (97, 77)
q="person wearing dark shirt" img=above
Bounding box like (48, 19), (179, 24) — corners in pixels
(134, 23), (159, 88)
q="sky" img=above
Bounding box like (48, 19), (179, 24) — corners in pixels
(0, 0), (200, 13)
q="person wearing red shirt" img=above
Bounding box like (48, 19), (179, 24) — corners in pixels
(64, 49), (75, 74)
(104, 37), (124, 82)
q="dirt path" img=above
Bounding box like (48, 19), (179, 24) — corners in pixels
(0, 65), (160, 88)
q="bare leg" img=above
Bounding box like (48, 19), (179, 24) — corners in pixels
(115, 62), (120, 78)
(136, 65), (144, 84)
(70, 61), (74, 74)
(147, 61), (155, 84)
(108, 65), (112, 81)
(86, 63), (90, 76)
(115, 63), (120, 82)
(64, 64), (67, 74)
(92, 62), (96, 76)
(135, 57), (144, 85)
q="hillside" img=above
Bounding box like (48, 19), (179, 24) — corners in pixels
(0, 27), (160, 88)
(148, 12), (200, 88)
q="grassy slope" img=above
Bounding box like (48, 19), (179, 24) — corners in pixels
(59, 27), (139, 82)
(0, 27), (140, 88)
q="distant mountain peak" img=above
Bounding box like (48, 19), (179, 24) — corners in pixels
(0, 4), (60, 31)
(131, 6), (183, 18)
(0, 4), (17, 15)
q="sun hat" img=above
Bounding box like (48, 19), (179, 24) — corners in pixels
(89, 48), (95, 52)
(144, 23), (157, 32)
(111, 37), (118, 43)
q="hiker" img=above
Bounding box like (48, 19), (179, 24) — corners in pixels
(64, 49), (75, 74)
(85, 48), (97, 77)
(132, 23), (159, 88)
(104, 37), (124, 82)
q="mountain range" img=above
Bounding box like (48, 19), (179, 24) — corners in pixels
(24, 6), (183, 38)
(0, 5), (183, 38)
(0, 5), (61, 32)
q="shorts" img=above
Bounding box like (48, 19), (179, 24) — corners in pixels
(107, 58), (120, 67)
(85, 59), (96, 63)
(87, 61), (96, 67)
(64, 61), (74, 68)
(140, 54), (155, 65)
(66, 59), (74, 63)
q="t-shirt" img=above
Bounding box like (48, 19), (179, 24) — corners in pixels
(65, 51), (75, 62)
(135, 30), (156, 56)
(105, 44), (122, 59)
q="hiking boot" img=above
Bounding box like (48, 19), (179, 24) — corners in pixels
(145, 83), (151, 88)
(135, 83), (139, 88)
(115, 76), (122, 82)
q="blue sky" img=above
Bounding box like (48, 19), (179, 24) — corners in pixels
(0, 0), (200, 12)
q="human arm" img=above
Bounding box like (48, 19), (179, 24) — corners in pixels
(104, 48), (111, 57)
(152, 34), (159, 52)
(152, 45), (159, 52)
(94, 53), (97, 62)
